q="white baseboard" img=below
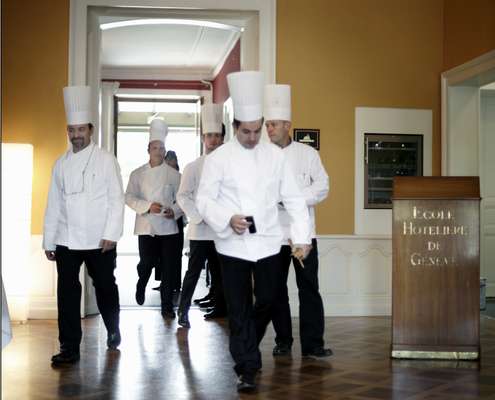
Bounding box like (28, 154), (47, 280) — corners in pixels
(24, 234), (489, 319)
(29, 297), (58, 319)
(288, 235), (392, 317)
(27, 234), (393, 319)
(28, 235), (58, 320)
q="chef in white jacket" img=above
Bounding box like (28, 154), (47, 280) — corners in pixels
(196, 71), (311, 392)
(125, 119), (183, 318)
(176, 103), (226, 329)
(43, 86), (124, 365)
(264, 84), (332, 359)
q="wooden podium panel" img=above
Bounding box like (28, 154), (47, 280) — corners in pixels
(391, 177), (480, 360)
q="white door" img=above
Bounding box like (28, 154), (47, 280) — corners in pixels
(480, 89), (495, 296)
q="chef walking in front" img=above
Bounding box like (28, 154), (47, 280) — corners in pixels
(196, 71), (312, 392)
(125, 119), (183, 318)
(43, 86), (124, 365)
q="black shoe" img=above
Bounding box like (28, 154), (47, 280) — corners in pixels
(204, 308), (227, 320)
(107, 329), (121, 350)
(198, 299), (215, 308)
(273, 343), (292, 356)
(302, 347), (333, 358)
(152, 285), (161, 291)
(161, 310), (176, 319)
(51, 350), (80, 365)
(193, 294), (212, 304)
(178, 311), (190, 328)
(237, 375), (256, 392)
(135, 281), (145, 306)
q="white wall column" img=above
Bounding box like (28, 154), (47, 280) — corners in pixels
(101, 81), (120, 154)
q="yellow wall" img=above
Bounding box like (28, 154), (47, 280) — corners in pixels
(2, 0), (69, 234)
(2, 0), (494, 236)
(278, 0), (443, 233)
(443, 0), (495, 71)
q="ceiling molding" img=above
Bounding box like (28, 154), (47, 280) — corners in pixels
(101, 24), (238, 77)
(103, 79), (210, 90)
(101, 66), (216, 81)
(70, 0), (276, 86)
(212, 32), (240, 79)
(187, 26), (206, 67)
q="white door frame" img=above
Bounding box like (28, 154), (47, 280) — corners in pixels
(69, 0), (276, 316)
(69, 0), (276, 85)
(441, 49), (495, 175)
(441, 49), (495, 297)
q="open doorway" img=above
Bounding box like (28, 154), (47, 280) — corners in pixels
(115, 96), (201, 307)
(442, 50), (495, 299)
(79, 6), (268, 315)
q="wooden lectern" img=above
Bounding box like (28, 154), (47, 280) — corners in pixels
(391, 177), (480, 360)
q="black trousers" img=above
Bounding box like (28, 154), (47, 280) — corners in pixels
(220, 253), (282, 377)
(55, 245), (120, 351)
(137, 235), (176, 312)
(171, 218), (184, 292)
(178, 240), (224, 312)
(271, 238), (325, 352)
(153, 217), (184, 286)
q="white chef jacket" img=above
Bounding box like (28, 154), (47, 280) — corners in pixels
(43, 142), (125, 251)
(196, 136), (311, 262)
(125, 162), (183, 236)
(177, 155), (217, 241)
(279, 141), (329, 243)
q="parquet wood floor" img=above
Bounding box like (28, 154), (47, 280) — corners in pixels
(3, 311), (495, 399)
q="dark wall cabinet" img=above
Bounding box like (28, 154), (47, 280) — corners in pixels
(364, 133), (423, 209)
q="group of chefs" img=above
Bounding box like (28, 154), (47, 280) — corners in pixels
(43, 70), (331, 392)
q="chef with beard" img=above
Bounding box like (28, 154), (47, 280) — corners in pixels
(43, 85), (124, 365)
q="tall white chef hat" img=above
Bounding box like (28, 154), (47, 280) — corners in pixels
(201, 103), (223, 134)
(63, 86), (92, 125)
(149, 119), (168, 143)
(227, 71), (264, 122)
(264, 84), (291, 122)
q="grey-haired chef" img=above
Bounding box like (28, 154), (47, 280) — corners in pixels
(264, 83), (332, 359)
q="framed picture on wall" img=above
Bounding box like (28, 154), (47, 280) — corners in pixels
(293, 128), (320, 150)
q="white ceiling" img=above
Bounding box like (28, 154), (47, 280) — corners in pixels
(100, 19), (240, 81)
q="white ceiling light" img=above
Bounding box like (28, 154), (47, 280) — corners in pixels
(118, 102), (198, 113)
(101, 18), (243, 32)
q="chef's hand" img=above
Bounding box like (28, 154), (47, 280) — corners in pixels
(230, 214), (250, 235)
(293, 244), (312, 260)
(100, 240), (116, 253)
(45, 250), (56, 261)
(149, 202), (163, 214)
(162, 207), (174, 219)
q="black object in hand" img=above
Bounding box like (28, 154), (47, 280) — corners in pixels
(245, 216), (257, 234)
